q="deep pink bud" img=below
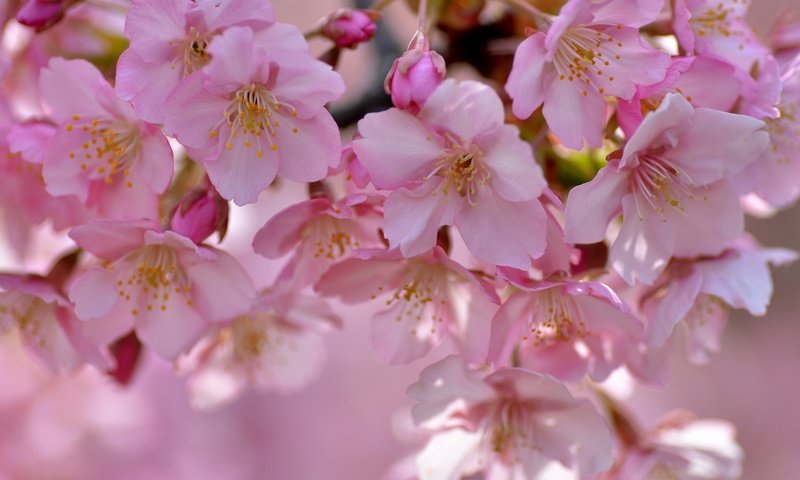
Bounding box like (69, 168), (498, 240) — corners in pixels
(385, 48), (447, 113)
(321, 9), (379, 49)
(16, 0), (77, 31)
(170, 188), (229, 244)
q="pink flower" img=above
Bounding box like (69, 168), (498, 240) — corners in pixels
(733, 58), (800, 209)
(565, 93), (768, 285)
(68, 219), (255, 360)
(320, 8), (379, 49)
(616, 56), (741, 136)
(2, 123), (87, 257)
(640, 238), (796, 363)
(602, 411), (742, 480)
(164, 25), (345, 205)
(385, 38), (447, 113)
(488, 277), (642, 382)
(0, 273), (106, 373)
(315, 247), (499, 364)
(252, 194), (382, 288)
(408, 356), (614, 479)
(354, 79), (548, 269)
(505, 0), (670, 149)
(183, 288), (341, 410)
(673, 0), (768, 71)
(115, 0), (275, 123)
(39, 58), (174, 219)
(170, 186), (229, 244)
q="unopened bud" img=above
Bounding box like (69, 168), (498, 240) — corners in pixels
(170, 188), (229, 244)
(385, 48), (447, 113)
(16, 0), (77, 31)
(321, 9), (380, 49)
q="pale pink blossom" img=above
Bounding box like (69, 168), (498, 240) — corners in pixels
(115, 0), (275, 123)
(164, 25), (345, 205)
(320, 8), (379, 49)
(734, 57), (800, 209)
(488, 277), (642, 382)
(408, 356), (614, 479)
(68, 219), (255, 360)
(316, 247), (499, 364)
(39, 58), (173, 220)
(640, 238), (796, 363)
(505, 0), (670, 149)
(184, 288), (341, 410)
(354, 79), (548, 268)
(600, 411), (742, 480)
(2, 123), (87, 257)
(616, 56), (741, 136)
(0, 273), (106, 373)
(673, 0), (767, 71)
(252, 194), (382, 288)
(565, 93), (768, 285)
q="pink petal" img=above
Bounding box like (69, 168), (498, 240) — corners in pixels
(520, 340), (588, 383)
(457, 191), (547, 268)
(39, 58), (108, 122)
(644, 272), (702, 346)
(196, 0), (274, 31)
(124, 0), (188, 62)
(314, 256), (407, 303)
(69, 266), (120, 320)
(416, 429), (483, 480)
(565, 164), (627, 243)
(542, 75), (606, 149)
(353, 108), (441, 189)
(670, 181), (743, 258)
(419, 79), (504, 141)
(252, 198), (330, 258)
(204, 26), (259, 89)
(384, 181), (459, 259)
(269, 54), (345, 119)
(165, 74), (229, 150)
(371, 299), (443, 364)
(69, 219), (155, 259)
(610, 194), (675, 285)
(134, 125), (174, 193)
(621, 93), (693, 167)
(589, 0), (665, 27)
(135, 287), (209, 359)
(275, 111), (341, 182)
(506, 33), (549, 120)
(185, 247), (255, 323)
(673, 56), (741, 112)
(204, 131), (279, 205)
(481, 124), (546, 202)
(115, 49), (184, 124)
(487, 292), (530, 366)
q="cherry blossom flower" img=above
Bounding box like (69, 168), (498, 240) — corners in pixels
(640, 238), (796, 363)
(385, 35), (447, 113)
(354, 79), (548, 268)
(164, 25), (345, 205)
(600, 410), (742, 480)
(673, 0), (767, 71)
(565, 93), (769, 285)
(0, 273), (105, 373)
(408, 356), (614, 479)
(2, 123), (87, 257)
(734, 57), (800, 209)
(115, 0), (275, 123)
(184, 288), (341, 410)
(488, 277), (643, 382)
(316, 247), (499, 364)
(252, 194), (382, 288)
(505, 0), (670, 149)
(40, 58), (173, 219)
(68, 219), (255, 359)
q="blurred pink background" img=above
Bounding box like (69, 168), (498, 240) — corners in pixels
(0, 1), (798, 479)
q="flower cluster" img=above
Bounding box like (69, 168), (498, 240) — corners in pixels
(0, 0), (797, 478)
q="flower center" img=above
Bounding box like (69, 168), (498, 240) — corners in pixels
(304, 216), (359, 261)
(553, 26), (623, 96)
(183, 28), (211, 75)
(230, 313), (292, 370)
(0, 293), (51, 346)
(522, 288), (588, 346)
(210, 83), (300, 158)
(631, 154), (700, 220)
(64, 115), (141, 188)
(766, 96), (800, 165)
(483, 399), (540, 458)
(428, 136), (490, 206)
(116, 245), (192, 317)
(689, 1), (750, 46)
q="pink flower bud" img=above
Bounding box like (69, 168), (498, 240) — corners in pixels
(385, 48), (446, 113)
(321, 9), (379, 49)
(16, 0), (77, 31)
(170, 188), (229, 244)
